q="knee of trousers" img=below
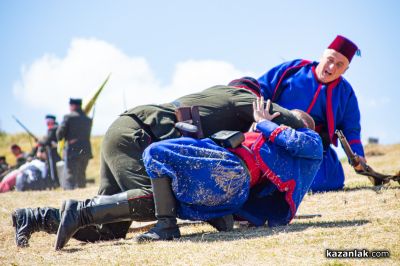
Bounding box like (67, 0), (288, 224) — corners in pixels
(127, 191), (155, 222)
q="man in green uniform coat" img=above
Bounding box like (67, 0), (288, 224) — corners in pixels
(12, 77), (302, 249)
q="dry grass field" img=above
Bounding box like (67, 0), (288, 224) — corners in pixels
(0, 134), (399, 265)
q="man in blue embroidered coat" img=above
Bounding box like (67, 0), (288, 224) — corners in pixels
(258, 35), (366, 192)
(136, 98), (323, 242)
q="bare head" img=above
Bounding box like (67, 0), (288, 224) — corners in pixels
(291, 110), (315, 130)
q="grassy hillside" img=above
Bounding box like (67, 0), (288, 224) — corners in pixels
(0, 134), (399, 265)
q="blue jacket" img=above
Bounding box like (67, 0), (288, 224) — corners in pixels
(258, 59), (364, 192)
(258, 59), (364, 156)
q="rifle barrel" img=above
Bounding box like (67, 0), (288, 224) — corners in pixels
(12, 115), (38, 141)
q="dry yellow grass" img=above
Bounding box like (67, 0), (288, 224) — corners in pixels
(0, 136), (399, 265)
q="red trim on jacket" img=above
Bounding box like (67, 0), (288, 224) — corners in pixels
(272, 60), (311, 101)
(326, 77), (342, 146)
(128, 194), (153, 201)
(269, 126), (288, 143)
(252, 136), (297, 221)
(306, 84), (323, 114)
(311, 66), (342, 146)
(314, 124), (324, 133)
(234, 85), (261, 97)
(229, 132), (262, 187)
(349, 139), (362, 145)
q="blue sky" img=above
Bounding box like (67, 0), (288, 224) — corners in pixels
(0, 0), (399, 150)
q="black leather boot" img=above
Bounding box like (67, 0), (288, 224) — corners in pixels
(12, 207), (60, 247)
(136, 178), (180, 243)
(55, 191), (142, 250)
(207, 214), (234, 232)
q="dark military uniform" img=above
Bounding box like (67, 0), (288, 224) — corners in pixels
(57, 109), (92, 190)
(39, 124), (62, 187)
(96, 84), (258, 238)
(99, 85), (256, 194)
(16, 154), (28, 169)
(0, 156), (9, 181)
(0, 162), (8, 175)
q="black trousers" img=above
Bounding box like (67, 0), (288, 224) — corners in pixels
(71, 189), (155, 242)
(76, 115), (155, 240)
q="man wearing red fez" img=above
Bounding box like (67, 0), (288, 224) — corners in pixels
(258, 35), (365, 192)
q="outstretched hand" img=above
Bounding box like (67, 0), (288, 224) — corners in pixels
(253, 97), (280, 123)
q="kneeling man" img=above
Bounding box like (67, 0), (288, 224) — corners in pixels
(136, 98), (323, 242)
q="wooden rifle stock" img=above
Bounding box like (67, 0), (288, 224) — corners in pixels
(336, 129), (361, 168)
(335, 129), (400, 185)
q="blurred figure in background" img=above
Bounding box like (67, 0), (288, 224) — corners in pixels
(11, 144), (28, 168)
(56, 98), (92, 190)
(37, 114), (61, 187)
(0, 155), (9, 178)
(0, 147), (53, 193)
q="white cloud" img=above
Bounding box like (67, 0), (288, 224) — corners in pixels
(13, 38), (253, 134)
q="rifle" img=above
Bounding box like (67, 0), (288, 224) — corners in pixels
(12, 115), (60, 187)
(12, 115), (39, 142)
(336, 129), (400, 185)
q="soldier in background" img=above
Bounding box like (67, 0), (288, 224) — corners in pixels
(0, 156), (9, 178)
(10, 144), (28, 168)
(38, 114), (61, 187)
(1, 145), (28, 182)
(56, 98), (92, 190)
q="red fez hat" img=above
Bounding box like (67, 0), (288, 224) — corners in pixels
(328, 35), (360, 62)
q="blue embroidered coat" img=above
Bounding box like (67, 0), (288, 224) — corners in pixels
(143, 120), (323, 226)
